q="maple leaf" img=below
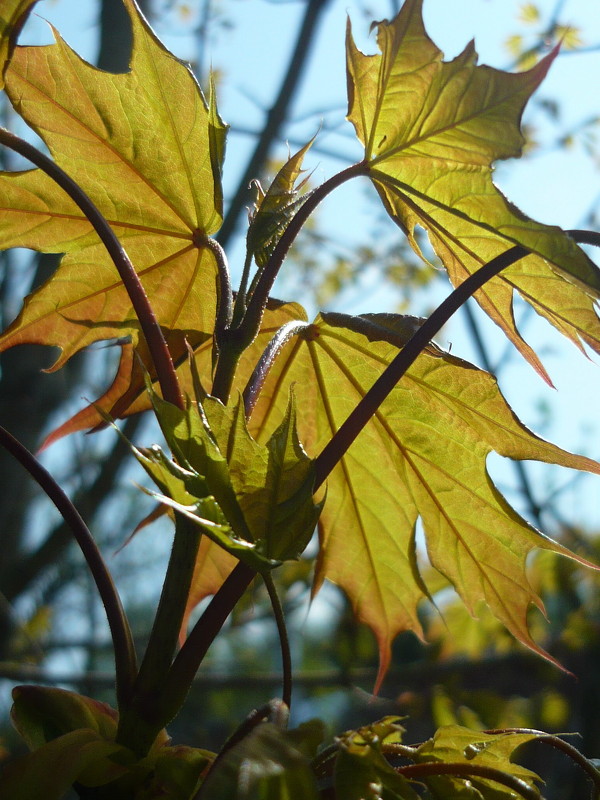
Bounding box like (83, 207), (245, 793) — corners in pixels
(347, 0), (600, 381)
(0, 0), (226, 369)
(414, 726), (542, 798)
(335, 718), (420, 800)
(243, 312), (600, 688)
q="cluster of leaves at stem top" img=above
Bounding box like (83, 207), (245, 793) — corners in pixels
(134, 384), (321, 576)
(1, 0), (600, 734)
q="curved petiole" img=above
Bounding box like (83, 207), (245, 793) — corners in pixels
(263, 572), (292, 710)
(0, 425), (137, 709)
(243, 320), (310, 418)
(238, 162), (369, 351)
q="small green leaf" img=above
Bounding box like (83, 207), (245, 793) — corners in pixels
(415, 725), (542, 799)
(518, 4), (540, 24)
(247, 139), (314, 268)
(142, 744), (214, 799)
(130, 438), (275, 573)
(555, 25), (584, 50)
(11, 686), (118, 750)
(139, 389), (320, 573)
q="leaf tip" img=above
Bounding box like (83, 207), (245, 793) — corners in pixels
(373, 639), (392, 696)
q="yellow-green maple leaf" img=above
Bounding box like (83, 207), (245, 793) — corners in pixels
(244, 313), (600, 688)
(347, 0), (600, 382)
(415, 725), (542, 797)
(0, 0), (226, 368)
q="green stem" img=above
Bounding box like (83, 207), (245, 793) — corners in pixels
(116, 515), (201, 756)
(210, 330), (244, 403)
(0, 426), (137, 709)
(263, 573), (292, 709)
(397, 762), (540, 800)
(232, 251), (255, 328)
(157, 562), (256, 730)
(0, 127), (183, 411)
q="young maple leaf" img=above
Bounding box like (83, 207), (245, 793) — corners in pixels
(0, 0), (226, 369)
(347, 0), (600, 382)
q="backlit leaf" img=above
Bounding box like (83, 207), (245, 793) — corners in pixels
(335, 718), (420, 800)
(347, 0), (600, 381)
(6, 687), (134, 795)
(0, 0), (226, 369)
(130, 436), (276, 573)
(11, 685), (118, 749)
(245, 312), (600, 687)
(518, 4), (540, 25)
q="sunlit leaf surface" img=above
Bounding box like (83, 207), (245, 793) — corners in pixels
(347, 0), (600, 381)
(414, 725), (542, 798)
(0, 0), (225, 368)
